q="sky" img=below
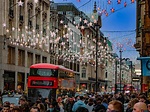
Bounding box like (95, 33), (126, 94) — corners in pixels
(53, 0), (139, 63)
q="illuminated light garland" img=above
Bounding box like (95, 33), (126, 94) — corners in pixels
(124, 2), (127, 7)
(117, 0), (121, 4)
(111, 7), (115, 12)
(108, 0), (112, 4)
(2, 3), (122, 66)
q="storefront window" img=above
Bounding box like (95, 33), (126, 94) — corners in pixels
(17, 72), (25, 93)
(4, 71), (15, 91)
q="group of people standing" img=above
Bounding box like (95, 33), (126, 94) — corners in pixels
(0, 92), (150, 112)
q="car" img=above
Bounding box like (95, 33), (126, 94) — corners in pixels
(2, 94), (23, 106)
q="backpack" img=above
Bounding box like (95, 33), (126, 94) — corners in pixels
(76, 106), (89, 112)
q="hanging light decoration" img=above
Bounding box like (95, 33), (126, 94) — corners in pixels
(17, 0), (24, 6)
(131, 0), (134, 3)
(117, 0), (121, 4)
(97, 7), (100, 11)
(111, 7), (115, 13)
(108, 0), (112, 4)
(105, 12), (108, 16)
(124, 2), (127, 7)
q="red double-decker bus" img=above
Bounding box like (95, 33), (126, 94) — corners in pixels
(27, 63), (75, 103)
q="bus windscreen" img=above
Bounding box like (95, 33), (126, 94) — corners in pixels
(30, 68), (58, 77)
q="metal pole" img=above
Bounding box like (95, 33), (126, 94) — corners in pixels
(130, 61), (133, 93)
(119, 48), (122, 93)
(115, 59), (117, 93)
(96, 27), (98, 93)
(131, 61), (133, 87)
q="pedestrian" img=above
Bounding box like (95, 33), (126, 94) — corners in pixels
(57, 96), (64, 112)
(147, 103), (150, 112)
(126, 98), (139, 112)
(9, 103), (15, 111)
(65, 97), (75, 112)
(46, 102), (60, 112)
(11, 106), (22, 112)
(30, 106), (40, 112)
(93, 98), (106, 112)
(2, 104), (10, 112)
(72, 96), (87, 112)
(139, 94), (150, 105)
(37, 103), (45, 112)
(133, 102), (148, 112)
(86, 98), (94, 112)
(19, 97), (30, 112)
(107, 100), (123, 112)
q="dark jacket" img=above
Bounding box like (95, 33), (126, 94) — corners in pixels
(93, 104), (106, 112)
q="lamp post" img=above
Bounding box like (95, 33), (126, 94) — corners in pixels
(115, 58), (118, 93)
(92, 2), (102, 93)
(119, 48), (123, 93)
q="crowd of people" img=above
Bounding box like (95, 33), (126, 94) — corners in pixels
(0, 92), (150, 112)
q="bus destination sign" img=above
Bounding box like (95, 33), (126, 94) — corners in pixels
(31, 80), (54, 86)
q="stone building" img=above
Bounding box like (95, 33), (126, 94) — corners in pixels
(134, 0), (150, 92)
(0, 0), (50, 92)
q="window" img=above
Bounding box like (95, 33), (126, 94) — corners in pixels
(42, 56), (47, 63)
(18, 49), (25, 66)
(4, 71), (15, 90)
(17, 72), (25, 91)
(35, 54), (40, 64)
(9, 0), (14, 18)
(7, 46), (15, 64)
(81, 67), (86, 78)
(27, 52), (33, 67)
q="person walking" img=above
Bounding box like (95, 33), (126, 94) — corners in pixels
(72, 96), (87, 112)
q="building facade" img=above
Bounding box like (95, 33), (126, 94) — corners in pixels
(134, 0), (150, 92)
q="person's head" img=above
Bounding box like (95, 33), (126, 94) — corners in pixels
(48, 102), (55, 112)
(37, 103), (45, 112)
(148, 103), (150, 112)
(30, 106), (40, 112)
(128, 98), (139, 108)
(79, 96), (85, 101)
(88, 98), (94, 106)
(10, 103), (15, 111)
(102, 98), (108, 104)
(3, 101), (10, 106)
(69, 97), (74, 102)
(2, 104), (10, 112)
(133, 102), (148, 112)
(19, 97), (26, 105)
(11, 106), (21, 112)
(107, 100), (123, 112)
(57, 96), (62, 103)
(139, 95), (147, 103)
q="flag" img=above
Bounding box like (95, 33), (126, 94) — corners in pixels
(77, 0), (80, 2)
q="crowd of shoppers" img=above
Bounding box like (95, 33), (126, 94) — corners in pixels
(0, 91), (150, 112)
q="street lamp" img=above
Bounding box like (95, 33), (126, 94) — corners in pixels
(119, 48), (123, 93)
(92, 2), (102, 93)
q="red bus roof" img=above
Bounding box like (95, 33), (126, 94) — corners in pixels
(30, 63), (74, 73)
(30, 63), (59, 69)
